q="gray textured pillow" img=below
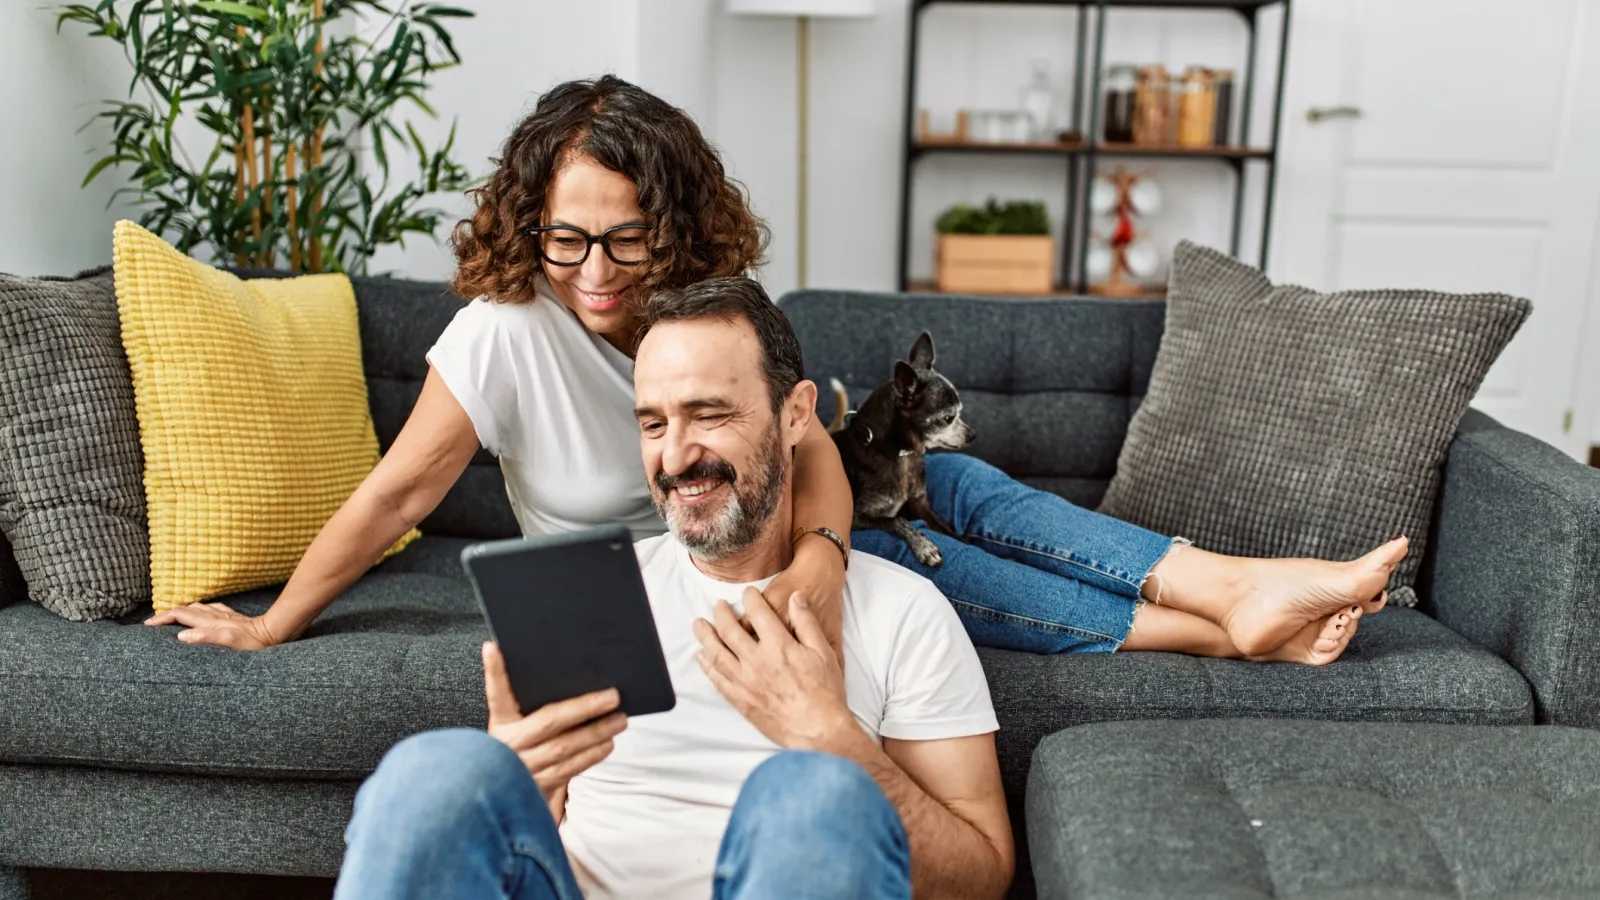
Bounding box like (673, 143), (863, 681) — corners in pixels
(0, 529), (23, 610)
(1099, 242), (1530, 607)
(0, 266), (150, 620)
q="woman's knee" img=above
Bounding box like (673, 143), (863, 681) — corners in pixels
(924, 451), (998, 489)
(924, 452), (1018, 525)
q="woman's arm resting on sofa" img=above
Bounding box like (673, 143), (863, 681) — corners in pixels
(145, 368), (481, 648)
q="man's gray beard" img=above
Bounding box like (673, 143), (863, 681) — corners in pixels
(659, 426), (786, 560)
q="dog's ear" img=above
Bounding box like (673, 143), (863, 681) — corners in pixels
(893, 360), (921, 402)
(908, 331), (936, 370)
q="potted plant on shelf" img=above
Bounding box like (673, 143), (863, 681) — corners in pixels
(56, 0), (475, 274)
(934, 199), (1053, 295)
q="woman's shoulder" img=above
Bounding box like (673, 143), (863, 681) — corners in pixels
(444, 287), (567, 342)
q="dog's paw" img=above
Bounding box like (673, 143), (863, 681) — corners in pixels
(912, 540), (943, 568)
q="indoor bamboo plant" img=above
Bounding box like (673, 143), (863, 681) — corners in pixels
(56, 0), (475, 274)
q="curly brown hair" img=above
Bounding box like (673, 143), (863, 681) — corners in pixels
(451, 76), (769, 305)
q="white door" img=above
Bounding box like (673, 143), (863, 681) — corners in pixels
(1271, 0), (1600, 459)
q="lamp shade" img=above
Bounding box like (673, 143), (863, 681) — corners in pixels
(726, 0), (875, 17)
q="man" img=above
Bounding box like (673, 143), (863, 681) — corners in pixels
(336, 277), (1012, 900)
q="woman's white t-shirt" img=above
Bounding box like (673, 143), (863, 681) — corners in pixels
(425, 279), (668, 540)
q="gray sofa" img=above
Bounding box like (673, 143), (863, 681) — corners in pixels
(2, 284), (1596, 899)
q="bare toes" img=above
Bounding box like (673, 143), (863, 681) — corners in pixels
(1361, 536), (1409, 570)
(1307, 624), (1357, 666)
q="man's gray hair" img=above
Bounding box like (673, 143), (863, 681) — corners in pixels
(635, 277), (805, 413)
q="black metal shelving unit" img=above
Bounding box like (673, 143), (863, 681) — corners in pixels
(895, 0), (1292, 294)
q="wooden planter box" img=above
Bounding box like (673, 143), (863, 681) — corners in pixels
(935, 234), (1054, 295)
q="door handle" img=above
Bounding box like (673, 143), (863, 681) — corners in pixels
(1307, 106), (1363, 123)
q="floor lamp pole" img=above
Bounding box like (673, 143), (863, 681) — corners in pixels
(796, 14), (810, 290)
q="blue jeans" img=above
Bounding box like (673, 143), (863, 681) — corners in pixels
(852, 453), (1180, 653)
(335, 729), (911, 900)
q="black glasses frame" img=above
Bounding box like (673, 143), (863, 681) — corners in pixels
(523, 223), (651, 267)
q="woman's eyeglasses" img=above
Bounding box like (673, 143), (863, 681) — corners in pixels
(524, 224), (650, 267)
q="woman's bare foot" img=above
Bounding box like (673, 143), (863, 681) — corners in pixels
(1248, 593), (1386, 665)
(1220, 538), (1407, 658)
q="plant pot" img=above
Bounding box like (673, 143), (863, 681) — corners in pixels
(935, 234), (1055, 295)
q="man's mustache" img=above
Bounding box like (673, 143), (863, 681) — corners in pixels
(656, 460), (737, 494)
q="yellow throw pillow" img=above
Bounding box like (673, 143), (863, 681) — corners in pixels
(112, 221), (419, 611)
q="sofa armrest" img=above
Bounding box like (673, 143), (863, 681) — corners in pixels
(1426, 409), (1600, 728)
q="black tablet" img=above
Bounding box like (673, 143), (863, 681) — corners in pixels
(461, 525), (676, 719)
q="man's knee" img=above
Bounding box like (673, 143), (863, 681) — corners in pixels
(354, 728), (523, 835)
(738, 751), (900, 832)
(724, 752), (909, 897)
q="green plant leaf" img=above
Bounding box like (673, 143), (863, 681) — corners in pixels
(63, 0), (471, 270)
(194, 1), (270, 21)
(81, 153), (141, 187)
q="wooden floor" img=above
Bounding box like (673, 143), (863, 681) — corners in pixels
(28, 870), (332, 900)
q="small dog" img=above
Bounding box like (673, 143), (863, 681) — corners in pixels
(828, 332), (974, 567)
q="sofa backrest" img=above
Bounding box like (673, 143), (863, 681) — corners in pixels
(351, 276), (522, 539)
(780, 291), (1166, 509)
(348, 280), (1168, 536)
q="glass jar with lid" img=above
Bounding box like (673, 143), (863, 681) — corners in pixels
(1176, 65), (1216, 148)
(1102, 64), (1138, 144)
(1133, 64), (1172, 146)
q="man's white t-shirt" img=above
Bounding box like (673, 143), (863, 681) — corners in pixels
(425, 279), (668, 539)
(559, 535), (999, 900)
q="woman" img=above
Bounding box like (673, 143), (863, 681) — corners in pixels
(148, 76), (1399, 664)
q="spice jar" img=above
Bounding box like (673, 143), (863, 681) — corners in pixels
(1133, 64), (1171, 146)
(1176, 65), (1216, 148)
(1102, 64), (1138, 144)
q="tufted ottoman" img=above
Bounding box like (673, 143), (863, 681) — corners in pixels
(1026, 720), (1600, 899)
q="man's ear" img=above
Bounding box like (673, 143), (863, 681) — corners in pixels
(786, 380), (819, 446)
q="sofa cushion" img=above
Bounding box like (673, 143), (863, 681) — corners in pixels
(113, 223), (418, 610)
(1100, 242), (1530, 607)
(980, 608), (1533, 803)
(0, 764), (352, 877)
(1026, 720), (1600, 899)
(781, 290), (1164, 510)
(0, 536), (486, 778)
(0, 265), (150, 621)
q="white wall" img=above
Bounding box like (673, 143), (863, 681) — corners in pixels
(1584, 212), (1600, 447)
(3, 0), (1279, 294)
(361, 0), (647, 280)
(0, 5), (137, 276)
(640, 0), (719, 127)
(360, 0), (730, 281)
(363, 1), (1284, 297)
(712, 1), (1283, 296)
